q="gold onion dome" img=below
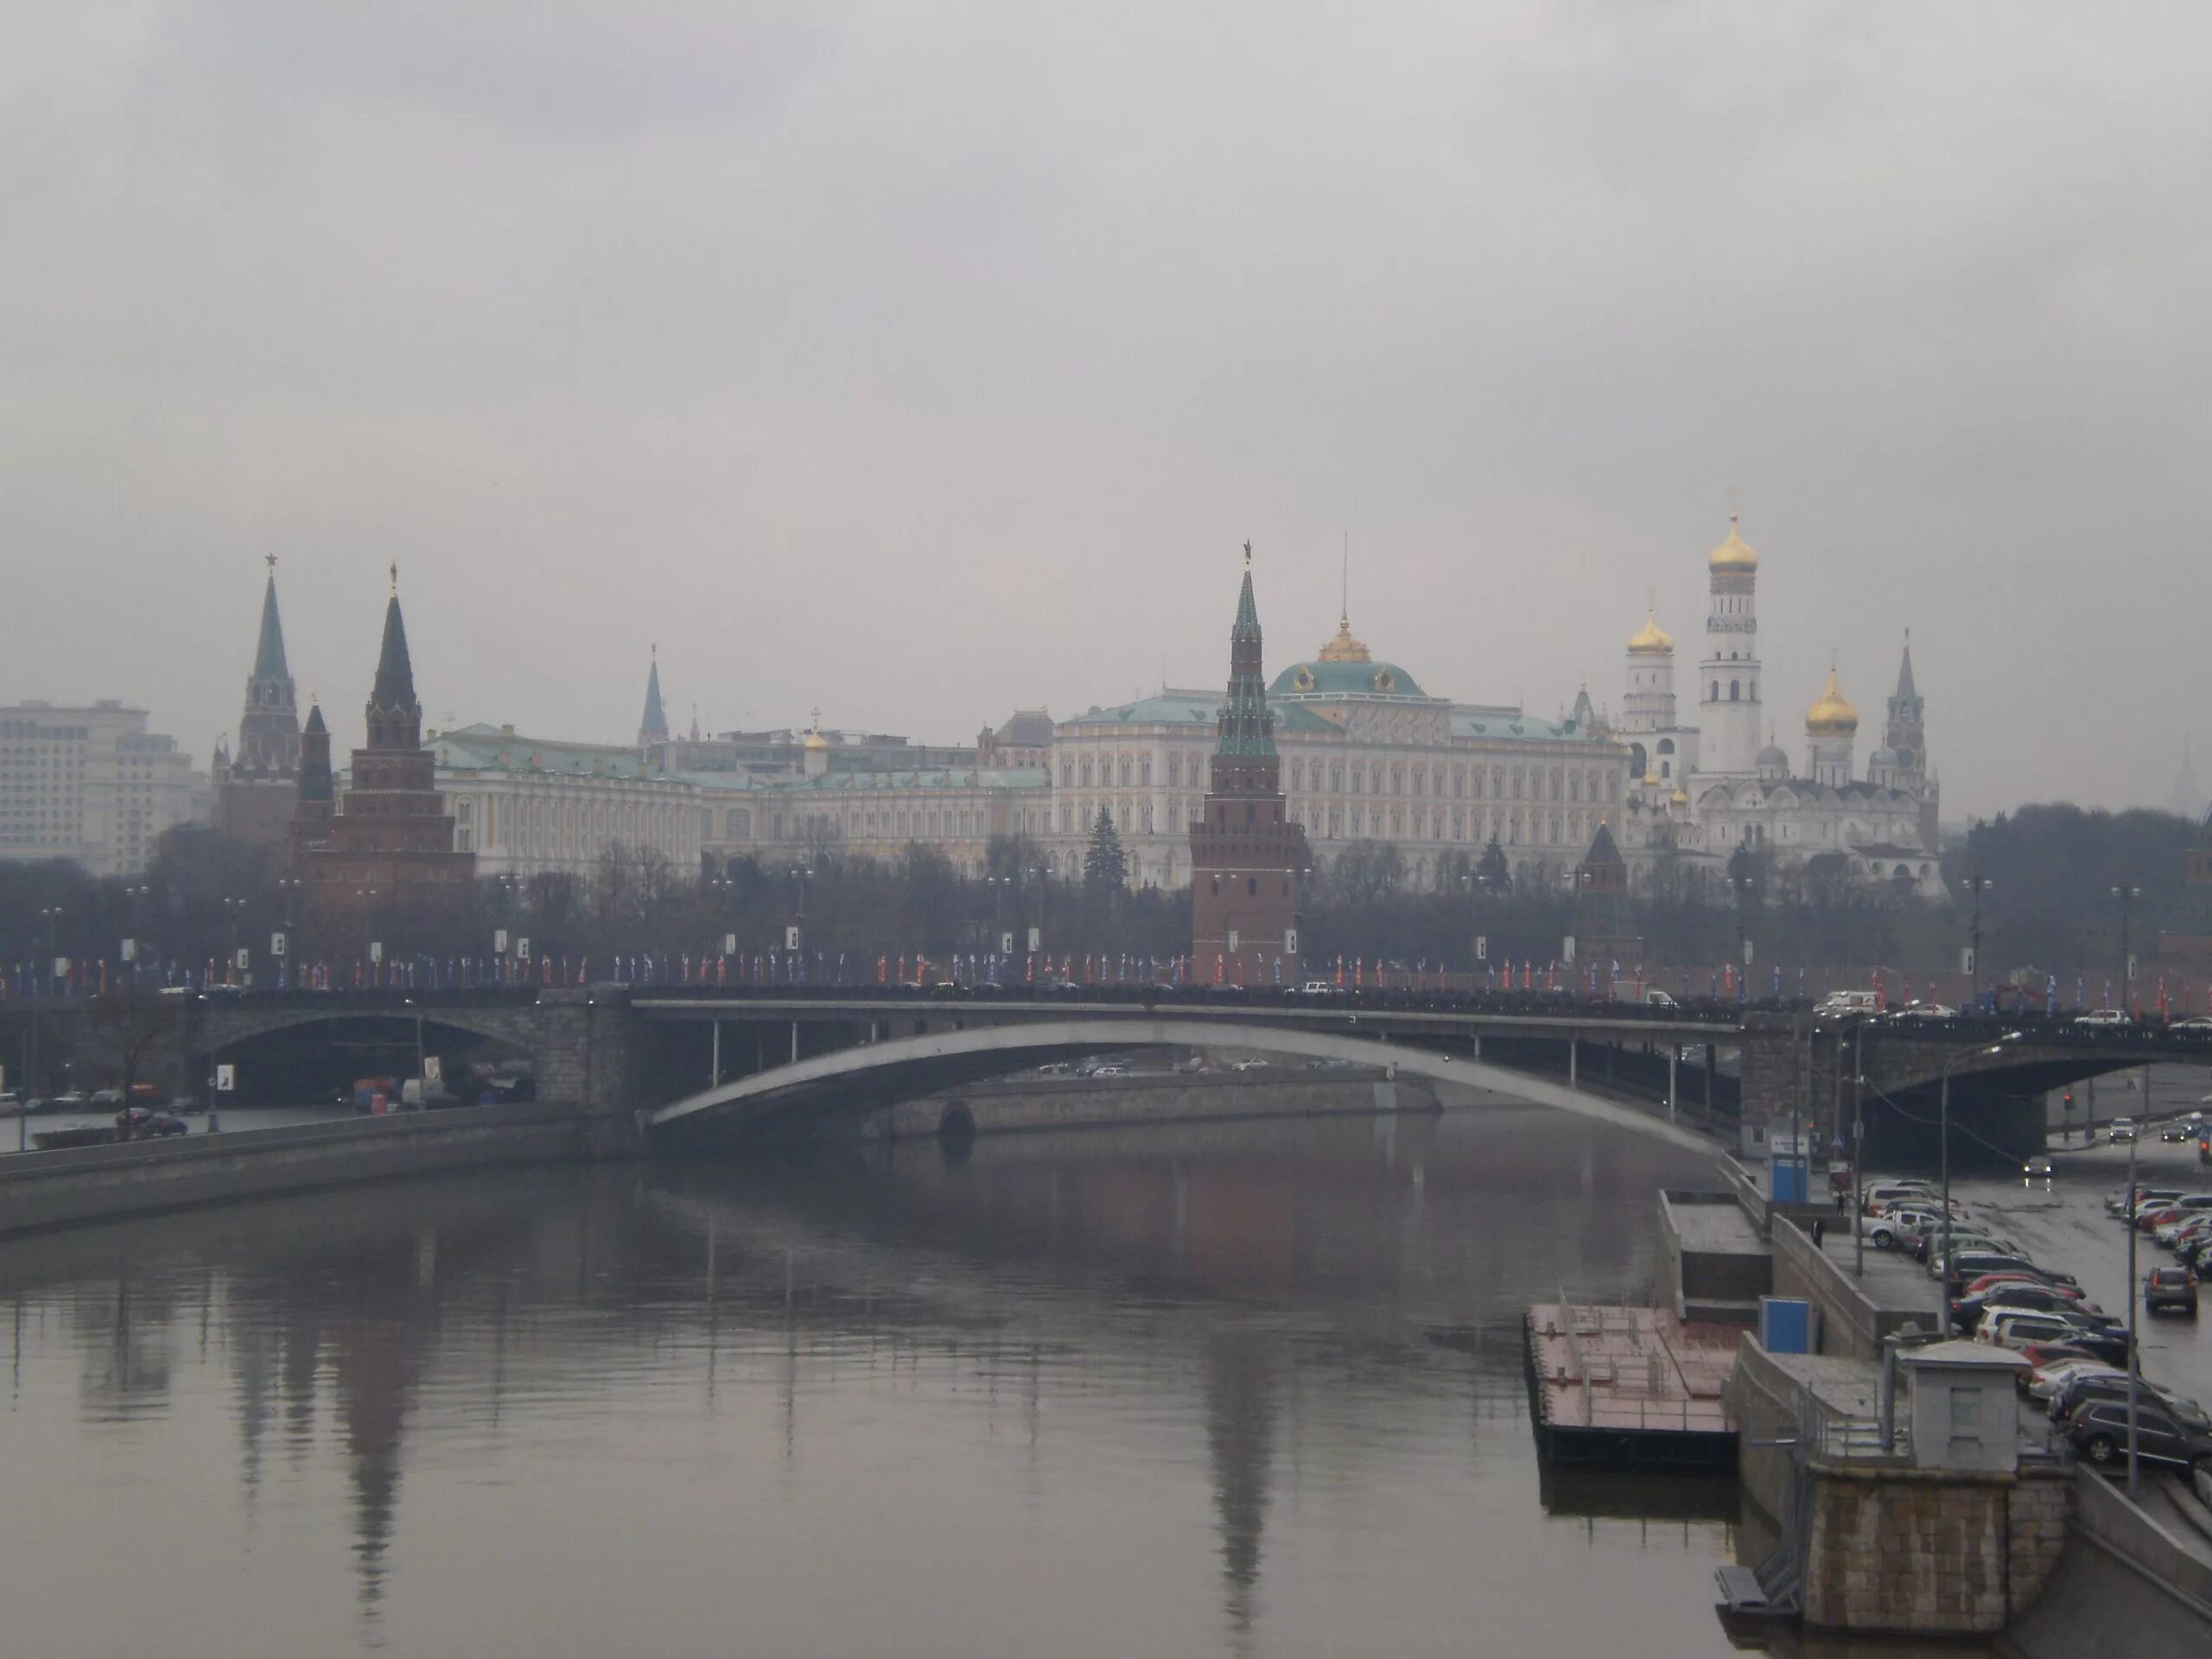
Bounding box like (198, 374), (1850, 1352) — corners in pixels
(1642, 770), (1662, 787)
(1672, 787), (1690, 806)
(1806, 666), (1859, 735)
(1627, 608), (1674, 655)
(1316, 612), (1372, 664)
(1707, 514), (1758, 573)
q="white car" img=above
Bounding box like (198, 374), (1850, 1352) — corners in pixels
(2170, 1016), (2212, 1033)
(2109, 1119), (2139, 1145)
(2075, 1008), (2130, 1027)
(1891, 1002), (1959, 1021)
(1975, 1310), (2084, 1350)
(1230, 1058), (1270, 1072)
(2026, 1359), (2125, 1402)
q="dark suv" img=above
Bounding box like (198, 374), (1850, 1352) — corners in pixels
(2145, 1267), (2200, 1317)
(2069, 1399), (2212, 1471)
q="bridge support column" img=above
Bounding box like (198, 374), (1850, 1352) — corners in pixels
(1568, 1041), (1578, 1089)
(791, 1022), (799, 1065)
(711, 1020), (721, 1088)
(1669, 1046), (1679, 1123)
(533, 988), (648, 1134)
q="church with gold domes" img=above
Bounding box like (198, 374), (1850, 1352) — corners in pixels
(1612, 512), (1946, 901)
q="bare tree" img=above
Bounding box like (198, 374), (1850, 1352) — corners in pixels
(86, 985), (181, 1103)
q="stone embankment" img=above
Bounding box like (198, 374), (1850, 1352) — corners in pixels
(0, 1104), (597, 1236)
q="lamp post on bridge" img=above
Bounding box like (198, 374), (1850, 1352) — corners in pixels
(2110, 885), (2141, 1016)
(1961, 873), (1993, 1008)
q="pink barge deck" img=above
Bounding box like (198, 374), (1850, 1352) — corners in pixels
(1523, 1302), (1740, 1469)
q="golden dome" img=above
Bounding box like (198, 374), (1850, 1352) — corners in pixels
(1316, 613), (1372, 664)
(1707, 513), (1758, 574)
(1671, 787), (1690, 806)
(1627, 608), (1674, 655)
(1805, 665), (1859, 736)
(1642, 770), (1662, 787)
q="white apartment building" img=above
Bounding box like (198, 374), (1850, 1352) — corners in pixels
(0, 700), (207, 875)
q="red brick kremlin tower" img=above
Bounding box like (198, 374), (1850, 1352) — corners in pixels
(1191, 543), (1308, 985)
(301, 567), (474, 933)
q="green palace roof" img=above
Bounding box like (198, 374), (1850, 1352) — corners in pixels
(1268, 658), (1430, 699)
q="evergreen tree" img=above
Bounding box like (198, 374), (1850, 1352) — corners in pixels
(1084, 805), (1128, 890)
(1475, 836), (1512, 898)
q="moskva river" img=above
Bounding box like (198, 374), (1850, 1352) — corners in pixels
(0, 1107), (1972, 1657)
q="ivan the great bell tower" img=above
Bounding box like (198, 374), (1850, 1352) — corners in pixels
(1190, 544), (1308, 985)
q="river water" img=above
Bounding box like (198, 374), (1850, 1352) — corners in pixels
(0, 1106), (1965, 1657)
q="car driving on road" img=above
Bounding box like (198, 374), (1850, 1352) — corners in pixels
(2145, 1266), (2201, 1317)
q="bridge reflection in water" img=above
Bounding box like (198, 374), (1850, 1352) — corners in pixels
(0, 1107), (1819, 1659)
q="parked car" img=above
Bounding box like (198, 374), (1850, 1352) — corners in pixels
(1230, 1058), (1270, 1072)
(1976, 1310), (2093, 1351)
(1817, 991), (1880, 1017)
(1865, 1209), (1946, 1250)
(2025, 1358), (2123, 1403)
(2032, 1326), (2133, 1368)
(2107, 1186), (2182, 1218)
(2067, 1399), (2212, 1471)
(2075, 1008), (2132, 1028)
(1954, 1286), (2112, 1332)
(1963, 1272), (2084, 1302)
(2051, 1376), (2205, 1428)
(1935, 1249), (2045, 1285)
(2145, 1266), (2201, 1317)
(2174, 1016), (2212, 1033)
(1891, 1002), (1959, 1021)
(114, 1106), (188, 1139)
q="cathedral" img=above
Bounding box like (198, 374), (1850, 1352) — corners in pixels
(1612, 512), (1946, 900)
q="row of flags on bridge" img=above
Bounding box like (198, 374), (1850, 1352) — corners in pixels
(0, 954), (2185, 1018)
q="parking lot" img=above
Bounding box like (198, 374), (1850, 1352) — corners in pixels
(1948, 1138), (2212, 1412)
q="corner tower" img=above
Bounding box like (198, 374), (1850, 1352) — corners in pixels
(300, 567), (474, 939)
(1696, 506), (1763, 779)
(638, 647), (670, 750)
(1190, 543), (1308, 984)
(214, 559), (305, 847)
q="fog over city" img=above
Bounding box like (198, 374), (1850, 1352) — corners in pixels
(3, 3), (2206, 818)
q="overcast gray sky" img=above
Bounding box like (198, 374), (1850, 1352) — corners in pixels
(4, 3), (2207, 819)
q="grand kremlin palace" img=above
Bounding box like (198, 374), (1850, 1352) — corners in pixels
(420, 516), (1942, 900)
(424, 602), (1624, 895)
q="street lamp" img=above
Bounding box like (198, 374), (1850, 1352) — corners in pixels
(2123, 1107), (2145, 1497)
(1961, 874), (1993, 1008)
(402, 997), (426, 1102)
(1934, 1033), (2023, 1331)
(2110, 885), (2141, 1015)
(121, 883), (149, 982)
(221, 895), (248, 986)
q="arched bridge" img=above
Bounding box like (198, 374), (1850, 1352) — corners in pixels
(644, 1015), (1720, 1156)
(126, 986), (2212, 1160)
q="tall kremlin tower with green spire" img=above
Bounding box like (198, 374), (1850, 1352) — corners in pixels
(1189, 543), (1307, 985)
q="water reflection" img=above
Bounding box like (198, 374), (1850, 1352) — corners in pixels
(0, 1106), (1916, 1658)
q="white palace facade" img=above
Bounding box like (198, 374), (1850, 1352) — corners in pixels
(411, 521), (1943, 904)
(421, 602), (1627, 893)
